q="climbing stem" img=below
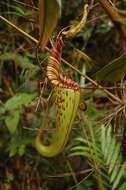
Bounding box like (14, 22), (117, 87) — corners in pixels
(97, 0), (123, 22)
(97, 0), (126, 37)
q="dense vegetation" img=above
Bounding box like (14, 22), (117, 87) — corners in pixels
(0, 0), (126, 189)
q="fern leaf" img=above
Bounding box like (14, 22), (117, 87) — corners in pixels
(113, 163), (126, 189)
(69, 124), (126, 189)
(119, 183), (126, 190)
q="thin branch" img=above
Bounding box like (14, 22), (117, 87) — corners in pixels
(12, 0), (38, 10)
(47, 169), (93, 178)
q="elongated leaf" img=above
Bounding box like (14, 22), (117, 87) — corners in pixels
(109, 145), (120, 174)
(104, 126), (111, 157)
(107, 138), (116, 164)
(0, 2), (32, 17)
(39, 0), (61, 48)
(69, 151), (89, 157)
(113, 163), (126, 189)
(110, 162), (120, 185)
(5, 110), (20, 134)
(18, 144), (25, 156)
(70, 146), (89, 157)
(0, 52), (39, 70)
(95, 52), (126, 82)
(120, 183), (126, 190)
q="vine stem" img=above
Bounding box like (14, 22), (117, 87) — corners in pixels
(0, 15), (122, 104)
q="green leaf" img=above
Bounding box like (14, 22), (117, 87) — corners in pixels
(113, 163), (126, 189)
(109, 144), (120, 174)
(12, 5), (32, 17)
(70, 124), (126, 189)
(0, 2), (32, 17)
(8, 136), (18, 157)
(95, 52), (126, 82)
(18, 144), (25, 156)
(70, 146), (89, 157)
(39, 0), (61, 48)
(5, 110), (20, 134)
(5, 93), (36, 110)
(120, 183), (126, 190)
(110, 162), (120, 185)
(0, 52), (39, 70)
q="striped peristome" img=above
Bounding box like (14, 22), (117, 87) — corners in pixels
(35, 37), (80, 157)
(47, 38), (80, 90)
(46, 38), (62, 85)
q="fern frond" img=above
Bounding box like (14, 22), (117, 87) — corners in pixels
(70, 125), (126, 190)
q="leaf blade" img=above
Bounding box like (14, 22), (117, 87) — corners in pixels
(5, 93), (36, 110)
(39, 0), (61, 48)
(95, 52), (126, 82)
(5, 110), (20, 134)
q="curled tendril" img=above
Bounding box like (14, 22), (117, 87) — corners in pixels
(62, 4), (89, 38)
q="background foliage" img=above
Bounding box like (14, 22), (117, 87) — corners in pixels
(0, 0), (126, 189)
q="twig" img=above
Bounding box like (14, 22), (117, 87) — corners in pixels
(66, 169), (94, 190)
(12, 0), (38, 10)
(48, 169), (92, 178)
